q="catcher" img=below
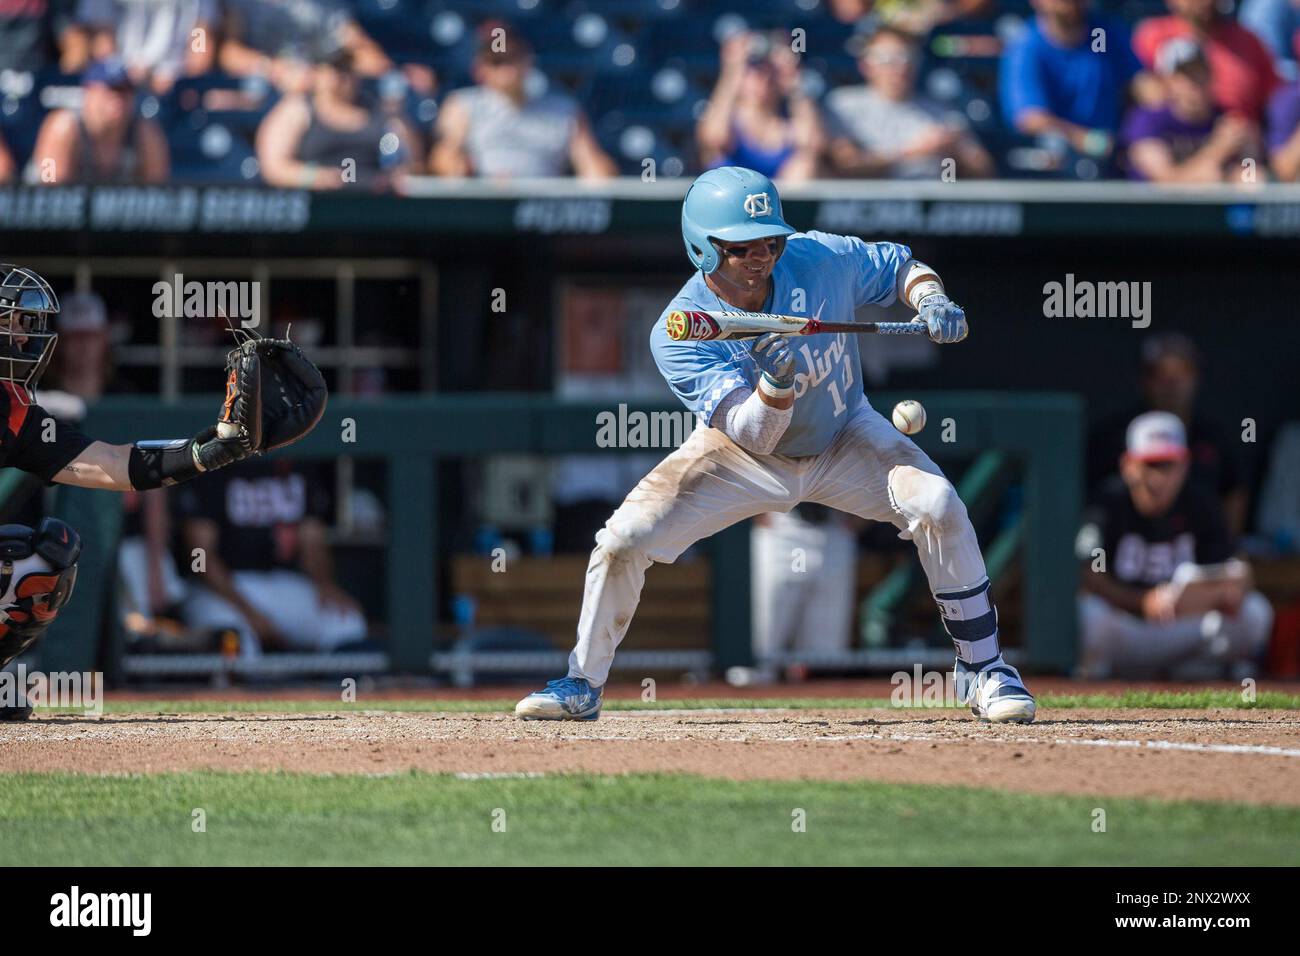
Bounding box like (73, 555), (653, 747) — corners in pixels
(0, 264), (327, 720)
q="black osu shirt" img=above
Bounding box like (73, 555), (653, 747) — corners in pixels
(0, 383), (96, 483)
(1075, 475), (1235, 588)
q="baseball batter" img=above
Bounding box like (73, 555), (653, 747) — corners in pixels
(516, 166), (1035, 724)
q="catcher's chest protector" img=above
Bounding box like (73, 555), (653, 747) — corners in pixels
(0, 518), (81, 669)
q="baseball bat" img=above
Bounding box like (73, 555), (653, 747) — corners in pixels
(665, 309), (927, 341)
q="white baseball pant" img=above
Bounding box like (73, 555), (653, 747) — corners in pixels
(1077, 591), (1272, 679)
(751, 512), (857, 663)
(183, 570), (367, 659)
(569, 400), (996, 685)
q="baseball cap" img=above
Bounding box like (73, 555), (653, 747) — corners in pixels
(1126, 411), (1189, 462)
(59, 292), (107, 333)
(1154, 37), (1207, 76)
(83, 57), (133, 90)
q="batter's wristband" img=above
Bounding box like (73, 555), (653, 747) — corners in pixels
(758, 374), (794, 400)
(128, 439), (203, 490)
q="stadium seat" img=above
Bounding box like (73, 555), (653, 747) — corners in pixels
(355, 2), (437, 62)
(167, 114), (259, 184)
(0, 86), (44, 169)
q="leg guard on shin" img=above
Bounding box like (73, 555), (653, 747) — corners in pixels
(935, 578), (1000, 668)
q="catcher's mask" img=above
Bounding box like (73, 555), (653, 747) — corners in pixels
(0, 264), (60, 404)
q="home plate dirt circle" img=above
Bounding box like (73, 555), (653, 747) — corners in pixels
(2, 708), (1298, 806)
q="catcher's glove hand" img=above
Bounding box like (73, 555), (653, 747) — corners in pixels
(193, 336), (328, 472)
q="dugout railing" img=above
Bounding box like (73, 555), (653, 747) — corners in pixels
(38, 392), (1082, 682)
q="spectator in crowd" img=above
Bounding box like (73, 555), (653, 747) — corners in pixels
(219, 0), (433, 95)
(1267, 76), (1300, 178)
(1076, 412), (1272, 679)
(737, 506), (860, 686)
(825, 27), (994, 179)
(176, 457), (367, 658)
(1239, 0), (1300, 79)
(829, 0), (995, 32)
(1087, 333), (1248, 535)
(696, 29), (824, 181)
(74, 0), (219, 94)
(0, 0), (84, 72)
(430, 21), (614, 179)
(29, 57), (169, 183)
(256, 48), (418, 191)
(1134, 0), (1280, 121)
(1122, 38), (1262, 183)
(0, 127), (13, 182)
(1000, 0), (1142, 170)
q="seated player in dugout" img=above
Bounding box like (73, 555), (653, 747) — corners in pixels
(173, 457), (367, 659)
(1076, 411), (1272, 680)
(0, 264), (326, 720)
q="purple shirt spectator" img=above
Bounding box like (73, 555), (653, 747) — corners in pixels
(1267, 82), (1300, 151)
(1122, 105), (1217, 180)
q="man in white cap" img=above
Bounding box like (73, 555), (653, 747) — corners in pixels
(1076, 410), (1272, 678)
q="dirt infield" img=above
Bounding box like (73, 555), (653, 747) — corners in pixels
(3, 706), (1299, 806)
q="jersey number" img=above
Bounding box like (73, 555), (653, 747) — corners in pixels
(827, 354), (854, 418)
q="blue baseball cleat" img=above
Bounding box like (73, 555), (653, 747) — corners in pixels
(515, 677), (603, 721)
(956, 656), (1036, 724)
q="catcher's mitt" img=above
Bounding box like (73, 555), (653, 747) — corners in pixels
(214, 336), (328, 457)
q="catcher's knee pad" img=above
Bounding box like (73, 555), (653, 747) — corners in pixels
(0, 518), (81, 670)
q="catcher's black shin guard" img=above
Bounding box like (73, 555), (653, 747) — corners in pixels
(0, 518), (82, 721)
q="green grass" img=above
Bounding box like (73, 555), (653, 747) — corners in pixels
(38, 688), (1300, 716)
(0, 771), (1294, 866)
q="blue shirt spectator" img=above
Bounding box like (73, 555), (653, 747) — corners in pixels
(1001, 0), (1142, 158)
(1239, 0), (1300, 80)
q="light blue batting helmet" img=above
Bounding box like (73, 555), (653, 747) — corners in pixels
(681, 166), (795, 274)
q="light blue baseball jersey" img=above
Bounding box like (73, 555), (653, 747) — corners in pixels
(650, 230), (911, 457)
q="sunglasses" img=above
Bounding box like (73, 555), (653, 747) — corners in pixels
(714, 237), (785, 260)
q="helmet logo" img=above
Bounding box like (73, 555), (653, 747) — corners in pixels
(743, 192), (772, 219)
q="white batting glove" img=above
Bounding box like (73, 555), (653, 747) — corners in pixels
(912, 294), (968, 344)
(750, 332), (796, 391)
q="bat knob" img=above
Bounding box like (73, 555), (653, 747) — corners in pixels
(665, 310), (719, 341)
(666, 311), (688, 341)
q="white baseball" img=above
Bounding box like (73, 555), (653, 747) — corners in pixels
(892, 400), (926, 435)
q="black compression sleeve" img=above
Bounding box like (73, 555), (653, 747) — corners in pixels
(7, 406), (96, 483)
(128, 439), (204, 490)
